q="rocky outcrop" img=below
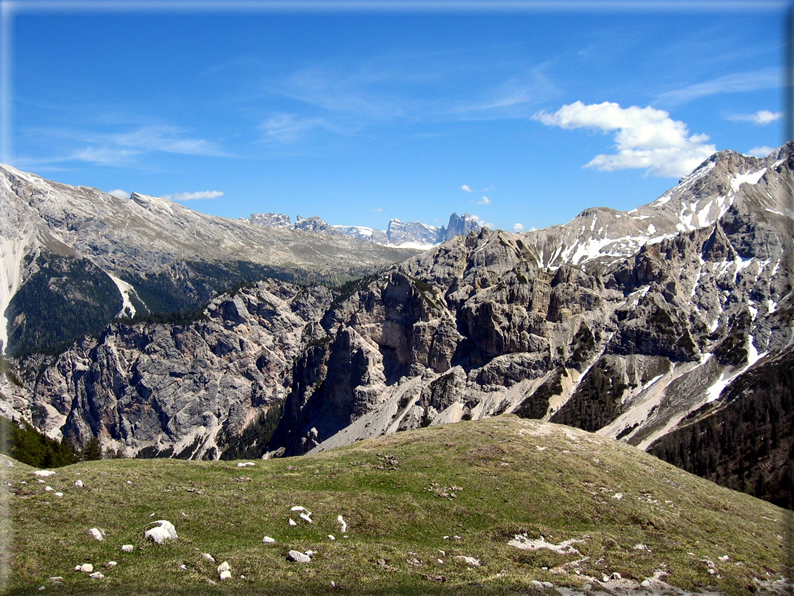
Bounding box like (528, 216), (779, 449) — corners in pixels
(16, 280), (333, 458)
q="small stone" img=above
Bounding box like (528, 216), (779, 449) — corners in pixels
(305, 550), (315, 557)
(79, 564), (93, 573)
(38, 586), (45, 591)
(219, 570), (232, 581)
(288, 518), (297, 526)
(89, 528), (103, 541)
(34, 470), (56, 477)
(719, 555), (730, 562)
(602, 575), (611, 583)
(121, 545), (134, 553)
(74, 480), (84, 488)
(74, 566), (82, 572)
(203, 553), (216, 562)
(53, 492), (63, 497)
(641, 580), (651, 588)
(217, 561), (230, 573)
(328, 535), (335, 540)
(454, 556), (480, 567)
(299, 512), (312, 523)
(612, 572), (622, 580)
(288, 550), (311, 563)
(180, 564), (187, 570)
(337, 515), (347, 533)
(207, 579), (216, 586)
(262, 536), (276, 544)
(105, 561), (117, 568)
(44, 486), (53, 492)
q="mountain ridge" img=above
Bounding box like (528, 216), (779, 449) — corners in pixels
(0, 143), (792, 508)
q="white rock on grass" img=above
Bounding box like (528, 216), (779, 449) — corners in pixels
(88, 528), (104, 541)
(121, 545), (134, 553)
(202, 553), (216, 563)
(145, 520), (178, 544)
(34, 470), (56, 477)
(54, 492), (63, 497)
(262, 536), (276, 544)
(89, 572), (105, 579)
(287, 550), (311, 563)
(337, 515), (347, 533)
(74, 479), (84, 488)
(288, 518), (297, 526)
(76, 564), (93, 573)
(105, 561), (117, 568)
(237, 462), (255, 467)
(219, 570), (232, 581)
(217, 561), (230, 573)
(299, 512), (312, 523)
(44, 486), (54, 492)
(290, 505), (309, 513)
(328, 535), (335, 541)
(454, 556), (481, 567)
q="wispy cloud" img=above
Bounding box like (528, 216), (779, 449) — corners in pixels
(655, 68), (779, 106)
(20, 124), (232, 167)
(161, 190), (224, 201)
(728, 110), (783, 126)
(533, 101), (716, 177)
(512, 223), (524, 232)
(260, 114), (339, 143)
(476, 195), (491, 205)
(460, 184), (473, 192)
(371, 207), (383, 212)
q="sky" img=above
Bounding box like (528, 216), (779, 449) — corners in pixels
(1, 0), (789, 233)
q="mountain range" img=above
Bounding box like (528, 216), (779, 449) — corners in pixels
(0, 143), (791, 508)
(244, 211), (481, 248)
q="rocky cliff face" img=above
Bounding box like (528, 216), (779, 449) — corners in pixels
(9, 279), (333, 458)
(1, 144), (792, 508)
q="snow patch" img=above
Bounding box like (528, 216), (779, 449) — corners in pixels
(730, 169), (766, 192)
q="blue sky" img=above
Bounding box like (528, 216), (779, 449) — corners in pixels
(2, 1), (788, 232)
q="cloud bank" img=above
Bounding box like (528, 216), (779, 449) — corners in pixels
(108, 189), (131, 199)
(533, 101), (716, 177)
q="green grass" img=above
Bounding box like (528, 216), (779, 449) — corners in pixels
(2, 416), (791, 595)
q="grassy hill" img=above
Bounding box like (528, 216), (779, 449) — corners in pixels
(2, 416), (791, 595)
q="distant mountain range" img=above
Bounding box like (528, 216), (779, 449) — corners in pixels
(244, 212), (481, 248)
(0, 143), (791, 509)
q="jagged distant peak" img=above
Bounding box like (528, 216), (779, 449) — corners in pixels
(245, 210), (481, 248)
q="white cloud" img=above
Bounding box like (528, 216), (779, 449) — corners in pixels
(108, 189), (130, 199)
(655, 68), (779, 106)
(470, 214), (494, 228)
(371, 207), (383, 212)
(728, 110), (783, 126)
(476, 195), (491, 205)
(161, 190), (224, 201)
(533, 101), (716, 177)
(67, 125), (230, 166)
(747, 146), (775, 158)
(260, 114), (334, 143)
(512, 223), (525, 232)
(460, 184), (473, 192)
